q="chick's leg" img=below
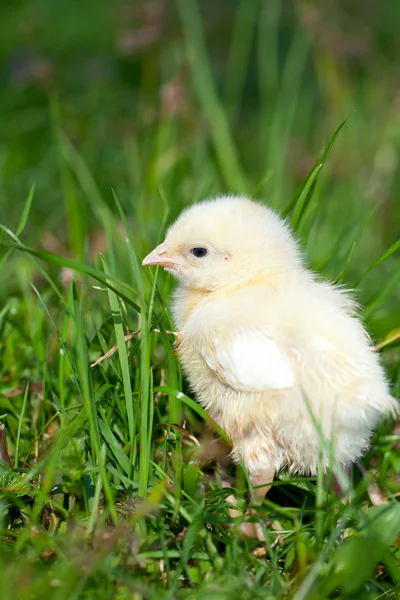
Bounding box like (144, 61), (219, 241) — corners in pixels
(250, 466), (275, 503)
(241, 465), (275, 540)
(225, 464), (275, 541)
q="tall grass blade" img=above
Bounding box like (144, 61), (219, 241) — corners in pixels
(71, 281), (118, 524)
(286, 116), (350, 228)
(2, 238), (140, 312)
(101, 255), (135, 477)
(175, 0), (248, 194)
(224, 0), (259, 123)
(353, 237), (400, 287)
(0, 185), (35, 269)
(14, 383), (29, 468)
(112, 190), (152, 496)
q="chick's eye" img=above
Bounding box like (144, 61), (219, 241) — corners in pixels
(190, 247), (208, 258)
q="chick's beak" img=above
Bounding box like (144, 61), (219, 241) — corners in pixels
(142, 243), (179, 269)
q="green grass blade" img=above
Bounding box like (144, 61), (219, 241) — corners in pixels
(14, 382), (29, 468)
(353, 237), (400, 287)
(0, 225), (68, 307)
(51, 98), (85, 261)
(31, 283), (83, 402)
(291, 163), (323, 230)
(287, 116), (350, 228)
(2, 238), (140, 312)
(86, 447), (105, 536)
(112, 190), (153, 496)
(363, 268), (400, 320)
(175, 0), (248, 194)
(322, 504), (400, 596)
(71, 281), (118, 524)
(60, 132), (112, 225)
(224, 0), (260, 123)
(16, 184), (35, 236)
(0, 185), (35, 270)
(102, 255), (135, 476)
(157, 324), (181, 425)
(98, 417), (131, 477)
(257, 0), (281, 133)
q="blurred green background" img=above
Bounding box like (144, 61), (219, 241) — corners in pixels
(1, 0), (399, 326)
(0, 2), (399, 599)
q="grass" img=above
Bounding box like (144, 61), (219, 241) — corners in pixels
(0, 1), (400, 598)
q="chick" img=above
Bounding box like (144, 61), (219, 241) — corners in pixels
(142, 196), (396, 528)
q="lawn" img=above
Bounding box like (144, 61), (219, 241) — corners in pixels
(0, 1), (399, 598)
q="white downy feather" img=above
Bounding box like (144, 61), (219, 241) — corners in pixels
(201, 330), (295, 391)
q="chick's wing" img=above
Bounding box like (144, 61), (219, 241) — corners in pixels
(200, 329), (295, 392)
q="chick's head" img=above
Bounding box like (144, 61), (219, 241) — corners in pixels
(142, 196), (302, 292)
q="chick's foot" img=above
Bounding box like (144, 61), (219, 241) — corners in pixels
(225, 492), (266, 541)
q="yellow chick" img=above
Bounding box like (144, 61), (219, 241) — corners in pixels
(142, 196), (396, 524)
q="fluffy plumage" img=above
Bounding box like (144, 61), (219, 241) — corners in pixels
(143, 196), (396, 496)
